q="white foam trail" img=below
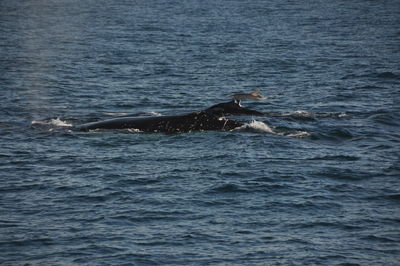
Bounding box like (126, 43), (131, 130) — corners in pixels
(282, 110), (350, 119)
(282, 110), (315, 117)
(32, 118), (73, 127)
(286, 131), (311, 138)
(338, 113), (349, 118)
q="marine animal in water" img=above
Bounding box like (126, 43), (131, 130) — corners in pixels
(230, 89), (267, 101)
(76, 100), (264, 133)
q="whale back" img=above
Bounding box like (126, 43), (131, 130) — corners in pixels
(76, 110), (243, 133)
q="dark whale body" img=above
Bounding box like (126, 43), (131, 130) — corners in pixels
(76, 100), (264, 133)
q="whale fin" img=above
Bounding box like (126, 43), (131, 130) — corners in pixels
(251, 89), (261, 96)
(234, 99), (242, 106)
(229, 89), (267, 101)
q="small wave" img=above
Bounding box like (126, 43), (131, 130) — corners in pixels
(362, 235), (398, 243)
(0, 219), (19, 228)
(285, 110), (313, 116)
(329, 129), (353, 139)
(285, 131), (311, 138)
(342, 71), (399, 80)
(311, 128), (353, 141)
(375, 71), (399, 79)
(368, 113), (399, 126)
(365, 193), (400, 202)
(32, 118), (73, 127)
(207, 183), (247, 194)
(314, 168), (369, 181)
(309, 155), (359, 161)
(316, 112), (351, 119)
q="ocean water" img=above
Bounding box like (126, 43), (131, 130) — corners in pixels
(1, 0), (400, 265)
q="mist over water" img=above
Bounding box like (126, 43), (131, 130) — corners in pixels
(1, 0), (399, 265)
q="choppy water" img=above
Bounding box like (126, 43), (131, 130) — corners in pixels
(1, 0), (400, 265)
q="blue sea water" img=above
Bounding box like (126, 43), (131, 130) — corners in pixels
(1, 0), (400, 265)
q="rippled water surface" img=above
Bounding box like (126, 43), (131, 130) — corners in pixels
(1, 0), (400, 265)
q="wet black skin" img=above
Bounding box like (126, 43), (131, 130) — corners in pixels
(76, 100), (264, 133)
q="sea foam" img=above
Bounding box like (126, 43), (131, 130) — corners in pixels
(32, 118), (73, 127)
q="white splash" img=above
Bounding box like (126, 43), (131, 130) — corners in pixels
(32, 118), (73, 127)
(126, 128), (142, 133)
(235, 120), (275, 134)
(235, 120), (311, 138)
